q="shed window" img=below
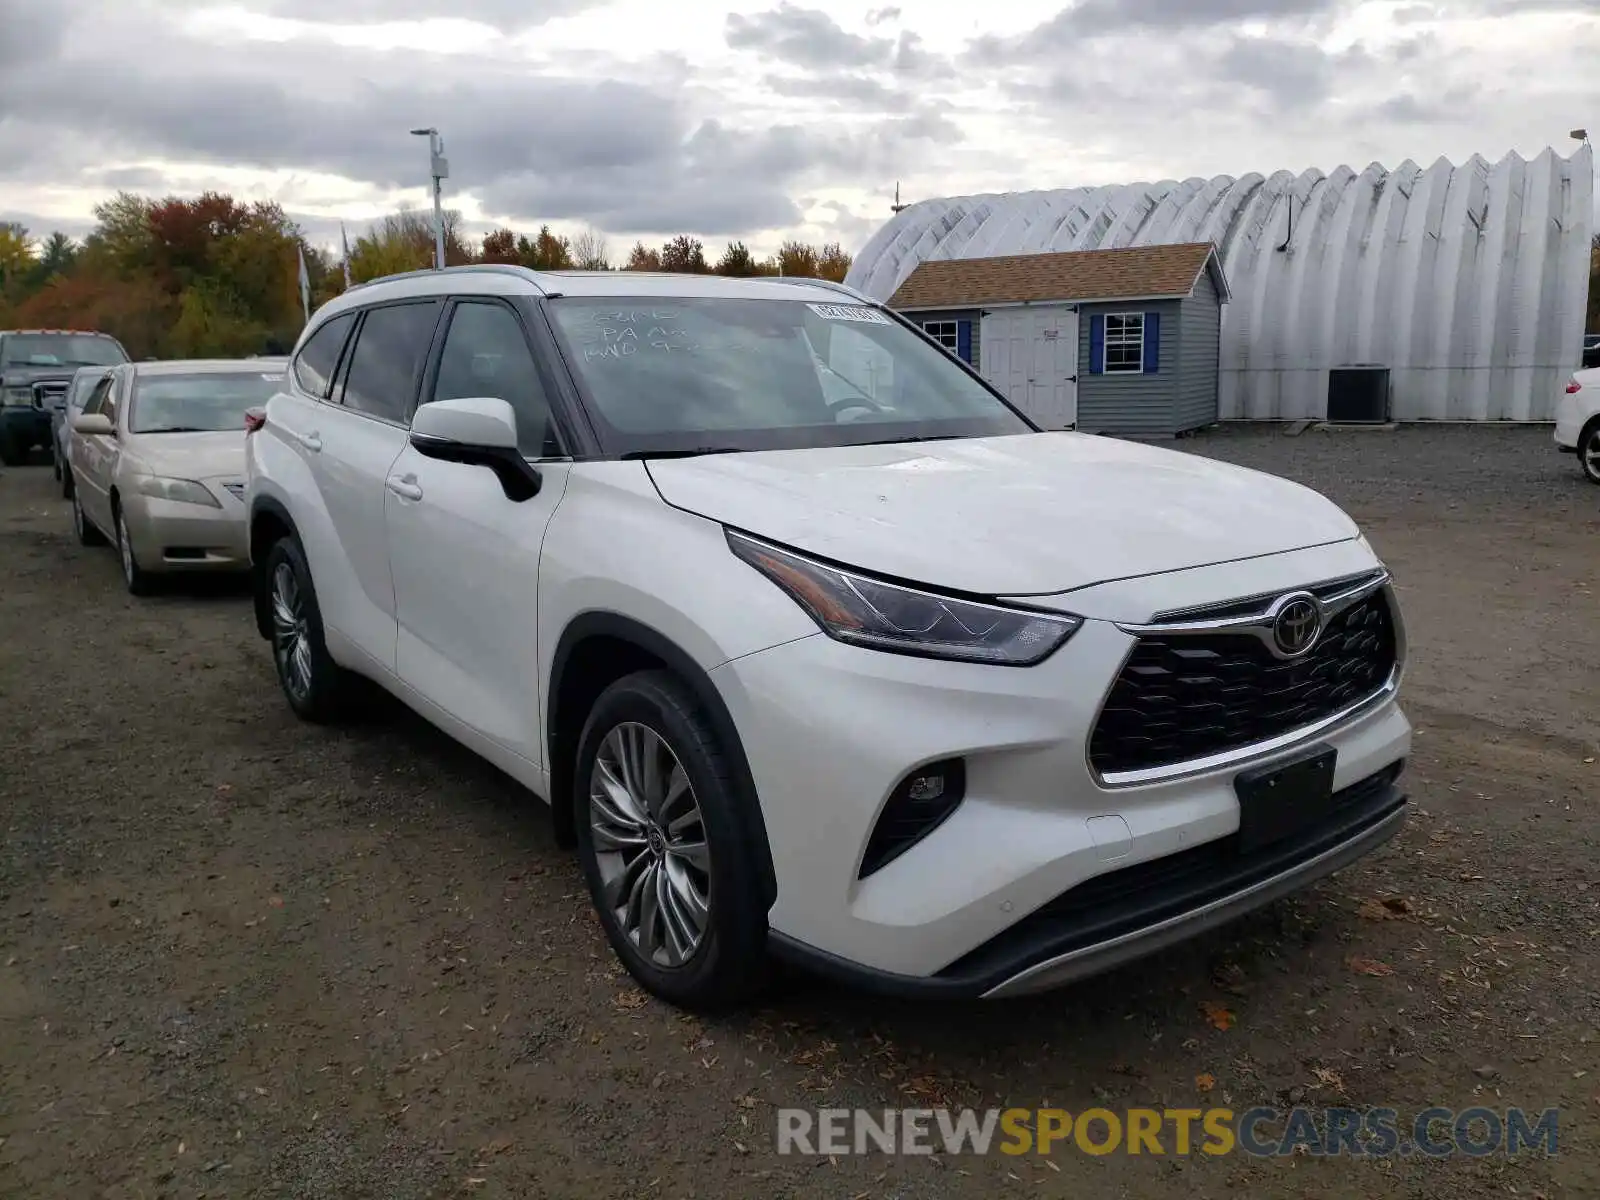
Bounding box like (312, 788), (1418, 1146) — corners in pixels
(1103, 313), (1145, 374)
(922, 320), (959, 353)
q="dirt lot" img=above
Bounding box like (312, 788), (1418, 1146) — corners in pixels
(2, 425), (1597, 1199)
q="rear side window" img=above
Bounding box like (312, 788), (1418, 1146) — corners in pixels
(293, 312), (354, 399)
(338, 301), (442, 424)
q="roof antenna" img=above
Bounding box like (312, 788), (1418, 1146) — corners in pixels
(890, 183), (909, 215)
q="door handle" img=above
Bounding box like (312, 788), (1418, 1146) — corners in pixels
(385, 475), (423, 502)
(297, 429), (322, 452)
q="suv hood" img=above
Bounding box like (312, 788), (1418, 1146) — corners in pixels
(3, 366), (82, 397)
(645, 432), (1360, 596)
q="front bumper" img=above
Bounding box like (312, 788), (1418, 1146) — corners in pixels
(713, 560), (1412, 997)
(0, 406), (51, 449)
(121, 484), (250, 573)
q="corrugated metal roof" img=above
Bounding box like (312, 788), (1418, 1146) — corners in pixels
(888, 243), (1218, 310)
(846, 147), (1595, 422)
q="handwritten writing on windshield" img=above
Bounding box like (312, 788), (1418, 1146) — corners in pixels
(577, 309), (752, 361)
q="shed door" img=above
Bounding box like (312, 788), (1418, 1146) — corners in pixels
(979, 306), (1078, 429)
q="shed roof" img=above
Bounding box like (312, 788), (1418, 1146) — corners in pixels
(888, 242), (1228, 311)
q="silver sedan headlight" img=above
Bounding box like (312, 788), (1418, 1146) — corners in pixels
(134, 476), (221, 508)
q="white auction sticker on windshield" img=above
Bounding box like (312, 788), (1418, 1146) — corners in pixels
(807, 303), (890, 324)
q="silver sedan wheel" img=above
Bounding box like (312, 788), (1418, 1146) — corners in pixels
(588, 722), (712, 968)
(117, 513), (136, 585)
(270, 561), (313, 701)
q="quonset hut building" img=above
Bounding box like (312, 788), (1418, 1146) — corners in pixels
(846, 146), (1593, 428)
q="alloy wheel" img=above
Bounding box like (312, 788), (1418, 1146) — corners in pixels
(1583, 425), (1600, 483)
(588, 722), (712, 968)
(270, 561), (313, 701)
(117, 514), (135, 585)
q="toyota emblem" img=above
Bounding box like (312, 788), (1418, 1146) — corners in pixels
(1272, 597), (1322, 656)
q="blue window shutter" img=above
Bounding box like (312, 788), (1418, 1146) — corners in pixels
(956, 319), (972, 364)
(1089, 314), (1105, 374)
(1143, 311), (1160, 373)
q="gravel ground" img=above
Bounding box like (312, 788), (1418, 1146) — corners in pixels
(1, 425), (1597, 1199)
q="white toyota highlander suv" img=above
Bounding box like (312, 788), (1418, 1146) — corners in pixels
(245, 265), (1411, 1010)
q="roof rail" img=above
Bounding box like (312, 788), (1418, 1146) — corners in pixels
(762, 275), (869, 302)
(350, 263), (552, 295)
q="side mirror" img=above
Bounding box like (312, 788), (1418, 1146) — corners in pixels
(73, 412), (115, 436)
(408, 396), (541, 502)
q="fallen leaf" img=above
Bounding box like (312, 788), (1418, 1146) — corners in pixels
(1211, 962), (1249, 994)
(267, 896), (283, 908)
(1347, 956), (1395, 977)
(1312, 1066), (1345, 1090)
(614, 989), (648, 1010)
(1200, 1001), (1235, 1031)
(1195, 1073), (1216, 1092)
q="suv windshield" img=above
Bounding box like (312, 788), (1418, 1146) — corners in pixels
(129, 369), (287, 433)
(545, 297), (1032, 454)
(1, 333), (127, 368)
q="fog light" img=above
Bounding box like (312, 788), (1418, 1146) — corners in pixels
(858, 758), (967, 879)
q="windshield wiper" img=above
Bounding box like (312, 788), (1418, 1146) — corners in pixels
(857, 434), (967, 447)
(621, 447), (744, 460)
(138, 425), (212, 434)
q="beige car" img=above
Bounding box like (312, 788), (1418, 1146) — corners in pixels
(68, 358), (288, 593)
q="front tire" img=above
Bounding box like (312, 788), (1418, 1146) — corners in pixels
(262, 534), (351, 722)
(115, 505), (155, 596)
(72, 489), (105, 547)
(573, 670), (769, 1011)
(1579, 417), (1600, 485)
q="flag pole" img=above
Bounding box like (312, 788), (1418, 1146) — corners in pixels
(297, 242), (311, 326)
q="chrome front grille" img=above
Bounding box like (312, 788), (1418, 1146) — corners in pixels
(31, 381), (69, 409)
(1089, 572), (1401, 784)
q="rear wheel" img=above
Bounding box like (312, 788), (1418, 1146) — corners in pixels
(61, 464), (74, 500)
(573, 670), (769, 1011)
(1580, 417), (1600, 485)
(263, 534), (352, 722)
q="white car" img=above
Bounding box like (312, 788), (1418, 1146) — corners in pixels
(1555, 367), (1600, 483)
(245, 266), (1411, 1010)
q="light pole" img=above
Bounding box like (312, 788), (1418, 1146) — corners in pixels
(410, 127), (448, 270)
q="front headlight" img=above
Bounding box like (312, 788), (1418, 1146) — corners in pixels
(2, 387), (32, 407)
(726, 530), (1081, 666)
(134, 476), (220, 508)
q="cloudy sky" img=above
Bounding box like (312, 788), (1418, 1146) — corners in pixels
(1, 0), (1596, 258)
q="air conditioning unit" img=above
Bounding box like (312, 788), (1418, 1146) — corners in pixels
(1326, 365), (1391, 424)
